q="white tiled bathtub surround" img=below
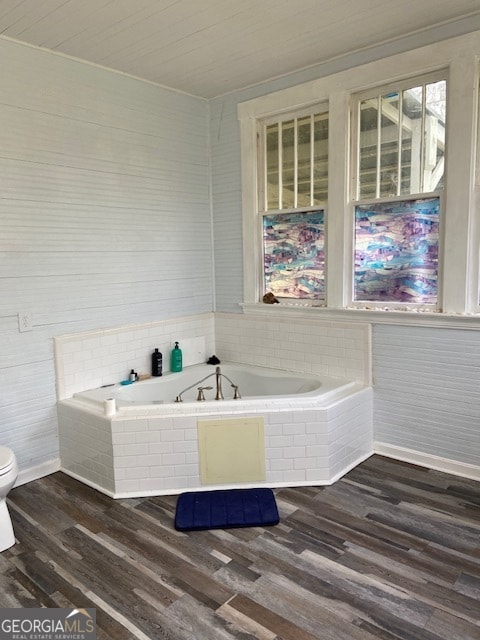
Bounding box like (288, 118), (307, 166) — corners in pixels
(55, 311), (373, 496)
(54, 312), (370, 399)
(215, 312), (371, 385)
(58, 386), (373, 498)
(54, 313), (215, 399)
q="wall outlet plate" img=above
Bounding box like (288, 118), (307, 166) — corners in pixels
(18, 310), (33, 332)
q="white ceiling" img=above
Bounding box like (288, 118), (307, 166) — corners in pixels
(1, 0), (480, 98)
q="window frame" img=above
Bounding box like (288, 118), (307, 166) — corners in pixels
(257, 103), (329, 303)
(347, 71), (447, 311)
(351, 71), (447, 202)
(258, 104), (329, 213)
(238, 32), (480, 317)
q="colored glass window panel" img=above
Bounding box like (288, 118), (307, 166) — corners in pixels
(263, 211), (325, 299)
(354, 197), (439, 304)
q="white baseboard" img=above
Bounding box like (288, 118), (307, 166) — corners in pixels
(15, 458), (61, 487)
(14, 447), (480, 493)
(374, 442), (480, 481)
(60, 467), (116, 499)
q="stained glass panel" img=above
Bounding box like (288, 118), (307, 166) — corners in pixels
(263, 211), (325, 299)
(354, 197), (439, 304)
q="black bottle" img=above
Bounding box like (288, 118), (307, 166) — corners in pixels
(151, 348), (162, 376)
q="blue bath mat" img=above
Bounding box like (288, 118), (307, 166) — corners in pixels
(174, 488), (279, 531)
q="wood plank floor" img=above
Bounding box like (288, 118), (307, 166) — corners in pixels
(1, 455), (480, 639)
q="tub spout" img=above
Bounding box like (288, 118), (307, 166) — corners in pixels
(215, 366), (224, 400)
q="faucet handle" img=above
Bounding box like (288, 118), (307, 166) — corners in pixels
(197, 386), (212, 401)
(232, 385), (241, 399)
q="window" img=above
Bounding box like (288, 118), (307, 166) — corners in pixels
(352, 73), (446, 308)
(353, 75), (446, 200)
(261, 110), (328, 210)
(238, 32), (479, 317)
(258, 107), (328, 300)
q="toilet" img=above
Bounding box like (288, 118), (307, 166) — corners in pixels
(0, 446), (18, 552)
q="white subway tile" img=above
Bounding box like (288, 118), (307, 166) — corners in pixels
(269, 435), (293, 448)
(283, 423), (306, 436)
(282, 469), (306, 482)
(162, 453), (186, 465)
(116, 479), (140, 493)
(266, 424), (283, 437)
(293, 434), (312, 447)
(150, 465), (175, 478)
(270, 458), (293, 471)
(173, 464), (198, 477)
(173, 440), (197, 453)
(115, 455), (138, 468)
(147, 442), (174, 454)
(161, 429), (185, 442)
(306, 468), (330, 482)
(283, 446), (306, 459)
(125, 467), (150, 480)
(294, 457), (311, 470)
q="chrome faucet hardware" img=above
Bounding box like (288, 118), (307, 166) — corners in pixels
(175, 366), (241, 402)
(215, 366), (223, 400)
(174, 371), (214, 402)
(196, 386), (213, 401)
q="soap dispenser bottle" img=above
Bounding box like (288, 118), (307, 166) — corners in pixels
(151, 348), (162, 376)
(171, 341), (183, 372)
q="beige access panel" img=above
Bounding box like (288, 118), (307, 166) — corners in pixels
(197, 417), (266, 485)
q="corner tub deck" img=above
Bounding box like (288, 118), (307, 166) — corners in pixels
(57, 363), (373, 498)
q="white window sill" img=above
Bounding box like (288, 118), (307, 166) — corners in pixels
(240, 303), (480, 330)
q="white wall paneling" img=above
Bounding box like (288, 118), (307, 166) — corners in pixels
(373, 324), (480, 468)
(0, 37), (211, 475)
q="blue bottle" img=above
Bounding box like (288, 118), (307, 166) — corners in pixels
(171, 342), (183, 372)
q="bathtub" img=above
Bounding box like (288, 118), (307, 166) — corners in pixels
(73, 362), (358, 415)
(58, 362), (373, 498)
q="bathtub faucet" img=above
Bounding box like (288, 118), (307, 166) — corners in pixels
(174, 367), (241, 402)
(215, 366), (241, 400)
(175, 371), (215, 402)
(215, 366), (223, 400)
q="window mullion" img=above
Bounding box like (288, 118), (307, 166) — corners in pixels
(262, 130), (268, 212)
(278, 124), (283, 209)
(420, 83), (426, 193)
(376, 95), (381, 199)
(294, 118), (298, 209)
(397, 91), (403, 197)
